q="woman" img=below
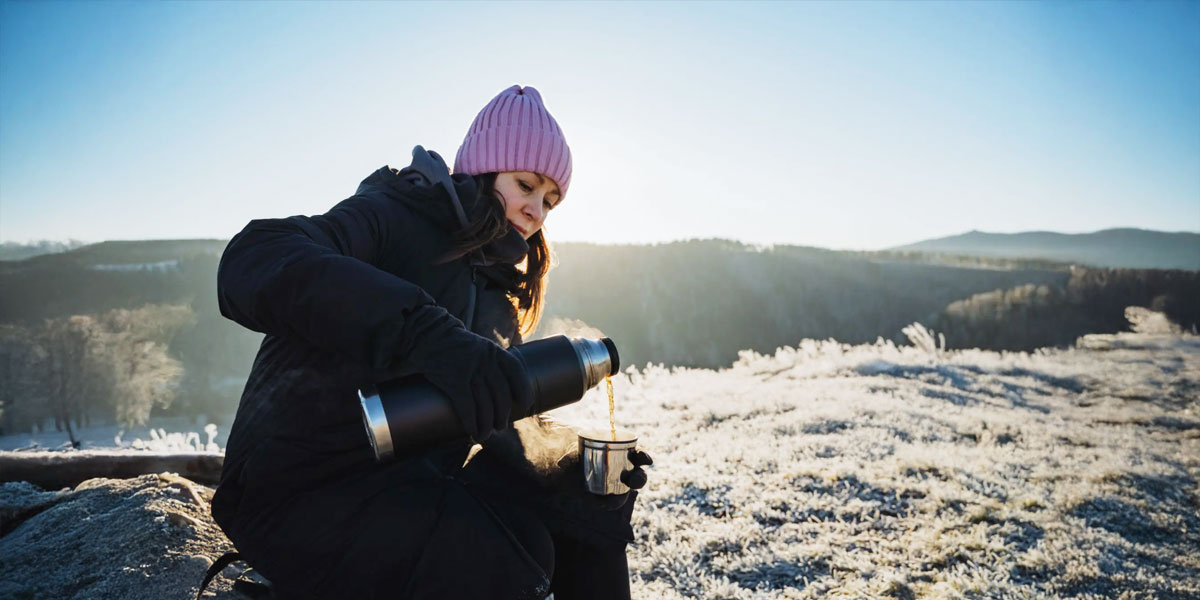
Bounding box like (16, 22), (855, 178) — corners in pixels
(211, 85), (651, 600)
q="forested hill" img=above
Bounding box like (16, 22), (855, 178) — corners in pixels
(2, 238), (1197, 364)
(0, 240), (90, 262)
(544, 241), (1196, 368)
(1, 238), (1197, 434)
(890, 228), (1200, 271)
(0, 239), (227, 272)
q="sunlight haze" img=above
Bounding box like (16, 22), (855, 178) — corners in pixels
(1, 1), (1197, 250)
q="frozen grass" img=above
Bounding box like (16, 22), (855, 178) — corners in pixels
(549, 329), (1200, 599)
(0, 417), (225, 452)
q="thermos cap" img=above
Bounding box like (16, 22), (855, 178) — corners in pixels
(570, 337), (618, 390)
(601, 338), (620, 375)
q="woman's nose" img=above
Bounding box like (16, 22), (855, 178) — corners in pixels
(525, 196), (544, 222)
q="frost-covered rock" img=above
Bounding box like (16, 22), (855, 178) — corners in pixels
(0, 474), (243, 600)
(0, 481), (71, 536)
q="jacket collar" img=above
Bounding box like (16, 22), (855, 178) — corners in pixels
(356, 146), (529, 268)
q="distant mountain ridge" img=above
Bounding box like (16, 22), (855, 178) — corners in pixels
(0, 240), (90, 262)
(890, 228), (1200, 270)
(9, 228), (1196, 271)
(0, 239), (228, 272)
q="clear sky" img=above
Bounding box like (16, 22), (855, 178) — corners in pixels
(2, 1), (1198, 250)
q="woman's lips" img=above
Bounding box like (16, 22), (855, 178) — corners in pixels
(509, 221), (528, 236)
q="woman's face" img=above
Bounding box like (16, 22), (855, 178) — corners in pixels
(493, 171), (561, 239)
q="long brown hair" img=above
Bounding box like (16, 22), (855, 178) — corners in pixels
(443, 172), (551, 339)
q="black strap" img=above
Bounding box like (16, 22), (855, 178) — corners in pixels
(234, 578), (274, 599)
(195, 551), (271, 600)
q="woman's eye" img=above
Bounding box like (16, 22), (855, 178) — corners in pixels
(519, 182), (533, 192)
(543, 199), (553, 211)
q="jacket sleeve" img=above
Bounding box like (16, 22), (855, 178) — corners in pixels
(216, 192), (439, 373)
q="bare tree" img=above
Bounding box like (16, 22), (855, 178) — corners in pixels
(95, 304), (194, 428)
(38, 316), (106, 446)
(30, 304), (195, 437)
(0, 324), (47, 435)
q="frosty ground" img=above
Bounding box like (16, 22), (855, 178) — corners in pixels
(549, 326), (1200, 599)
(0, 415), (228, 452)
(2, 325), (1198, 599)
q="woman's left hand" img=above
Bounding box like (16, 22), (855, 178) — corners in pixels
(619, 449), (654, 491)
(582, 448), (653, 512)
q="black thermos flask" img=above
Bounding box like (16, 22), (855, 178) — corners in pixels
(359, 335), (619, 461)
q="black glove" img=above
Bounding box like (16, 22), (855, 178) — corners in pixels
(603, 449), (653, 510)
(398, 304), (533, 442)
(621, 449), (654, 490)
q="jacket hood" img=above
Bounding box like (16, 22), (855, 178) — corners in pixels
(356, 146), (529, 268)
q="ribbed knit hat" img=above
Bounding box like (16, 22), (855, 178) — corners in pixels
(454, 85), (572, 200)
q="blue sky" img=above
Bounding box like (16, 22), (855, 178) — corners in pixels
(1, 1), (1197, 250)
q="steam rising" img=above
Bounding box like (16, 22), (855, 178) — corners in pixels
(536, 317), (606, 341)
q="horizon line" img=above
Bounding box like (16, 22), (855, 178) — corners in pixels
(2, 225), (1198, 253)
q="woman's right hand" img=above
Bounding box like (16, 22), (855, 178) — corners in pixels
(398, 305), (533, 442)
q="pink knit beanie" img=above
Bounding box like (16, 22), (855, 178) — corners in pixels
(453, 85), (572, 200)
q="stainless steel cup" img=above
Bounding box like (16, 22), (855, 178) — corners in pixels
(579, 429), (638, 495)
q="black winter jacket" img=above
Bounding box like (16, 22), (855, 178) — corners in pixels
(211, 147), (631, 600)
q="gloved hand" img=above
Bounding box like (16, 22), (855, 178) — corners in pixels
(398, 304), (533, 442)
(621, 449), (654, 491)
(600, 448), (654, 510)
(558, 447), (654, 511)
